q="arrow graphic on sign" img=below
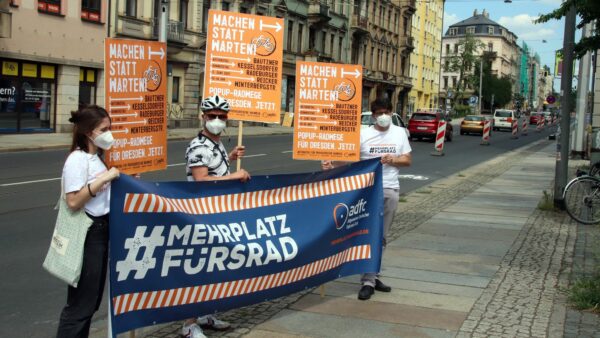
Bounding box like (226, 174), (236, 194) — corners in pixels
(211, 55), (251, 62)
(149, 47), (165, 60)
(109, 105), (131, 110)
(260, 20), (282, 32)
(109, 96), (143, 102)
(210, 79), (232, 85)
(112, 120), (147, 126)
(299, 103), (334, 108)
(112, 128), (129, 134)
(299, 114), (328, 119)
(110, 112), (138, 118)
(210, 67), (244, 74)
(341, 69), (361, 78)
(298, 125), (318, 130)
(301, 120), (337, 125)
(210, 74), (254, 81)
(211, 61), (236, 67)
(299, 108), (321, 113)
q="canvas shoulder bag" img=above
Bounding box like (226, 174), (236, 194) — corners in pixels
(42, 154), (94, 287)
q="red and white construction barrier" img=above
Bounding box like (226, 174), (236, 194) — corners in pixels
(536, 117), (543, 132)
(552, 115), (557, 126)
(481, 119), (491, 146)
(511, 119), (518, 139)
(522, 118), (528, 136)
(431, 120), (446, 156)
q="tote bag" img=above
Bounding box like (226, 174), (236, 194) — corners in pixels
(43, 158), (93, 287)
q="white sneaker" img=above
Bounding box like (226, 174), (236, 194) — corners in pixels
(182, 323), (207, 338)
(197, 314), (231, 330)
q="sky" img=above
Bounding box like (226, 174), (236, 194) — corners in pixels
(443, 0), (569, 80)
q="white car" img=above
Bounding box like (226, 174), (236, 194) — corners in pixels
(493, 109), (516, 131)
(361, 111), (410, 138)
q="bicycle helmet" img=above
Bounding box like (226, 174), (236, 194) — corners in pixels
(200, 95), (230, 112)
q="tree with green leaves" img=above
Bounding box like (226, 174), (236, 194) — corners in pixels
(473, 52), (513, 111)
(536, 0), (600, 58)
(443, 34), (484, 113)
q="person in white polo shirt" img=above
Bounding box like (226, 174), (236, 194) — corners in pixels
(322, 98), (412, 300)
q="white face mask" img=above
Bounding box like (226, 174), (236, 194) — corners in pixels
(205, 118), (227, 135)
(92, 131), (115, 150)
(376, 114), (392, 128)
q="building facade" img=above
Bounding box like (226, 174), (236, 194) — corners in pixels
(0, 0), (107, 133)
(408, 0), (443, 115)
(0, 0), (417, 133)
(439, 9), (520, 109)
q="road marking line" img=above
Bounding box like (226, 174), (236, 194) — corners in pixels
(1, 177), (61, 187)
(282, 150), (293, 153)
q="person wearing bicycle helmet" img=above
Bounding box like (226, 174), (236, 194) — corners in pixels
(182, 95), (250, 338)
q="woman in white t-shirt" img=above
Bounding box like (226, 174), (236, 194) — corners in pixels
(56, 105), (120, 338)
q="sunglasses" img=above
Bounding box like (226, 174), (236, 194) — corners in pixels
(205, 113), (228, 120)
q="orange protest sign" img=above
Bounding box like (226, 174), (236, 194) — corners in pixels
(104, 38), (167, 174)
(203, 10), (283, 123)
(293, 62), (362, 162)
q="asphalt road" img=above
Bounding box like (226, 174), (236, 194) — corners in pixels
(0, 125), (553, 337)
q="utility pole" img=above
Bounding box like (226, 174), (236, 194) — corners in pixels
(572, 22), (593, 158)
(478, 58), (483, 114)
(554, 4), (577, 208)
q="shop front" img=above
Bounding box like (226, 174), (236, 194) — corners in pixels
(0, 59), (57, 133)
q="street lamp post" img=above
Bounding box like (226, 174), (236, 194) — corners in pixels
(478, 57), (483, 114)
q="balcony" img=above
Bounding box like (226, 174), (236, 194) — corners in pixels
(401, 0), (416, 16)
(152, 18), (187, 45)
(400, 36), (415, 51)
(351, 14), (368, 36)
(307, 0), (331, 25)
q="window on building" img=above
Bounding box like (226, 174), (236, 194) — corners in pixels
(297, 24), (303, 53)
(222, 1), (230, 11)
(488, 42), (493, 52)
(445, 44), (450, 55)
(38, 0), (61, 15)
(172, 76), (180, 103)
(488, 26), (494, 35)
(452, 77), (457, 87)
(79, 68), (97, 110)
(330, 34), (335, 56)
(370, 47), (375, 69)
(308, 27), (315, 50)
(454, 44), (459, 54)
(387, 10), (391, 30)
(179, 0), (188, 28)
(125, 0), (136, 17)
(240, 6), (250, 14)
(81, 0), (102, 22)
(202, 3), (210, 32)
(287, 21), (294, 51)
(449, 28), (457, 36)
(443, 76), (448, 89)
(338, 37), (343, 61)
(466, 26), (475, 34)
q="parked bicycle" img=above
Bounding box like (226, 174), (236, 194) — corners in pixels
(563, 164), (600, 224)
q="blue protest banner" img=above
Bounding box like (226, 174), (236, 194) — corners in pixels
(109, 158), (383, 335)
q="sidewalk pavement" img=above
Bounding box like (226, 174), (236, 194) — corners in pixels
(92, 138), (597, 338)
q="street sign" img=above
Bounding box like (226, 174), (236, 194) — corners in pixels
(104, 38), (167, 174)
(469, 96), (478, 106)
(203, 10), (284, 124)
(546, 95), (556, 104)
(293, 61), (362, 162)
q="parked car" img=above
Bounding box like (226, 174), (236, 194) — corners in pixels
(407, 111), (453, 142)
(529, 112), (544, 125)
(360, 111), (410, 138)
(493, 109), (516, 131)
(460, 115), (489, 136)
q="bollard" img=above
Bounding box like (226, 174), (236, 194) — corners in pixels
(430, 120), (446, 156)
(510, 118), (519, 139)
(536, 117), (543, 132)
(552, 115), (557, 126)
(522, 118), (528, 136)
(480, 119), (491, 146)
